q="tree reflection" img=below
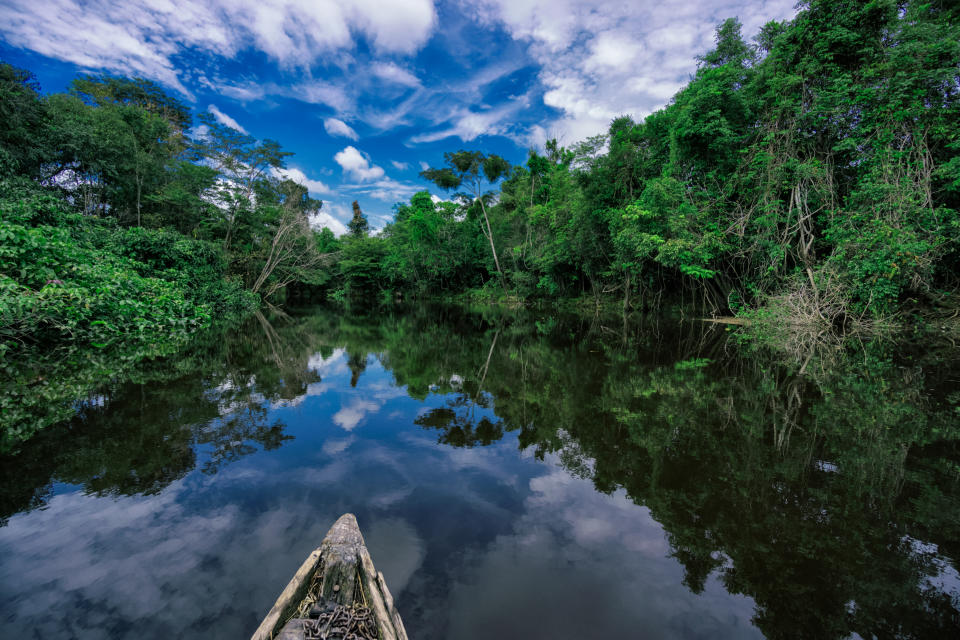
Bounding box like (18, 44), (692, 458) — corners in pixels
(0, 309), (317, 523)
(415, 396), (504, 448)
(321, 304), (960, 640)
(2, 302), (958, 638)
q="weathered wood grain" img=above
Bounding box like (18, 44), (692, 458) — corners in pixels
(251, 513), (408, 640)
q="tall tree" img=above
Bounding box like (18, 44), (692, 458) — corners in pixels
(70, 75), (192, 133)
(195, 111), (292, 249)
(421, 151), (511, 288)
(349, 200), (369, 237)
(250, 182), (325, 299)
(0, 63), (49, 177)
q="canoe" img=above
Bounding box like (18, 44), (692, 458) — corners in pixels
(251, 513), (409, 640)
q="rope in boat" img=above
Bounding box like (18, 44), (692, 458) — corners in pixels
(280, 563), (378, 640)
(301, 602), (378, 640)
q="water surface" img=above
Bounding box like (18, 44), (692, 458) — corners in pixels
(2, 304), (958, 638)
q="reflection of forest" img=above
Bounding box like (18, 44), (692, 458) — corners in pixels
(320, 305), (960, 639)
(3, 303), (959, 638)
(0, 309), (320, 523)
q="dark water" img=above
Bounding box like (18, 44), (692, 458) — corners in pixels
(2, 304), (959, 639)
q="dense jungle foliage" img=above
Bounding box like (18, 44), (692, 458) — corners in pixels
(0, 65), (328, 443)
(333, 0), (960, 324)
(2, 0), (959, 444)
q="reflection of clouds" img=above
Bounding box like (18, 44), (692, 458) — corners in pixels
(299, 458), (354, 485)
(304, 349), (350, 398)
(272, 394), (306, 408)
(321, 436), (355, 456)
(368, 486), (414, 508)
(328, 362), (408, 431)
(364, 518), (425, 597)
(306, 380), (333, 396)
(332, 398), (380, 431)
(307, 348), (348, 376)
(400, 430), (522, 489)
(907, 536), (960, 594)
(0, 481), (340, 639)
(1, 338), (767, 640)
(368, 382), (409, 402)
(443, 466), (762, 640)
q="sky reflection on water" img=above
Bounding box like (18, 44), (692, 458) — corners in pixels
(2, 305), (958, 639)
(1, 347), (758, 639)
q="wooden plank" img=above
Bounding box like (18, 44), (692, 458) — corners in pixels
(250, 548), (322, 640)
(358, 547), (396, 640)
(318, 514), (363, 606)
(377, 570), (409, 640)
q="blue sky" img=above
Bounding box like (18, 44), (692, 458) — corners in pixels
(0, 0), (796, 234)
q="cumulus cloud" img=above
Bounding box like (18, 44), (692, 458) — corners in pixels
(470, 0), (797, 142)
(391, 161), (410, 171)
(0, 0), (800, 157)
(334, 146), (385, 181)
(0, 0), (437, 94)
(324, 117), (360, 141)
(311, 210), (349, 237)
(271, 166), (332, 195)
(208, 104), (248, 134)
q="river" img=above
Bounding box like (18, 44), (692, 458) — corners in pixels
(1, 304), (958, 638)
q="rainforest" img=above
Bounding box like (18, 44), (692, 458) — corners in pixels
(1, 1), (959, 638)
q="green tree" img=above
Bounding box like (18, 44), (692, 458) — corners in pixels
(0, 63), (50, 177)
(421, 150), (511, 288)
(195, 111), (292, 249)
(348, 200), (369, 237)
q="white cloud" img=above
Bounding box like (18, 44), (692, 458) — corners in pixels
(291, 80), (354, 111)
(324, 117), (360, 141)
(583, 31), (643, 71)
(419, 161), (430, 171)
(200, 76), (267, 102)
(208, 104), (248, 134)
(271, 166), (333, 195)
(471, 0), (797, 142)
(371, 62), (421, 87)
(345, 177), (419, 203)
(0, 0), (437, 95)
(310, 211), (349, 237)
(334, 146), (385, 181)
(391, 161), (410, 171)
(408, 91), (533, 144)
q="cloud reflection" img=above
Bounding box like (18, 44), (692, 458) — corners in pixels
(440, 465), (761, 640)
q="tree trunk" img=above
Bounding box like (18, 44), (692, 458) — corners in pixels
(477, 197), (506, 290)
(136, 174), (142, 227)
(623, 272), (630, 313)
